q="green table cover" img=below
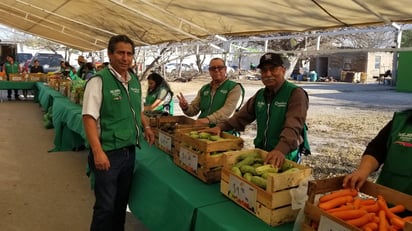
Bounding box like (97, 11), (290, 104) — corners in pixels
(50, 96), (85, 151)
(0, 81), (37, 90)
(194, 201), (294, 231)
(129, 140), (228, 231)
(36, 82), (65, 112)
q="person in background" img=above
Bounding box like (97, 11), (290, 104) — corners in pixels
(84, 62), (96, 80)
(176, 57), (244, 126)
(77, 55), (86, 79)
(3, 55), (21, 100)
(62, 61), (77, 80)
(144, 72), (174, 116)
(29, 59), (44, 73)
(25, 59), (45, 98)
(343, 108), (412, 195)
(204, 53), (310, 167)
(82, 34), (155, 231)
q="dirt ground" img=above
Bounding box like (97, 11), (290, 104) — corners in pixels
(0, 78), (410, 231)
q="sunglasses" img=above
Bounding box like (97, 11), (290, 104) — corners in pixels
(208, 66), (226, 71)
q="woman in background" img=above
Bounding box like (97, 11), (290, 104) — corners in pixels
(144, 72), (174, 116)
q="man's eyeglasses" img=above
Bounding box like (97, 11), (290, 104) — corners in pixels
(208, 66), (226, 71)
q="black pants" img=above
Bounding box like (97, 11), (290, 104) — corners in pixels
(88, 146), (136, 231)
(7, 89), (19, 98)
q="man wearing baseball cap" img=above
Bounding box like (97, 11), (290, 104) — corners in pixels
(204, 52), (310, 167)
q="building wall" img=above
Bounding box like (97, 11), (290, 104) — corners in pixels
(314, 51), (393, 81)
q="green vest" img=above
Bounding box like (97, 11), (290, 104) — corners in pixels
(254, 81), (301, 162)
(198, 80), (242, 120)
(377, 110), (412, 195)
(92, 68), (143, 151)
(144, 84), (174, 115)
(4, 61), (19, 79)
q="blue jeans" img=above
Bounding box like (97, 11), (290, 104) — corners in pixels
(88, 146), (136, 231)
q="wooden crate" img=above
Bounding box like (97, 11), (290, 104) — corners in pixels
(9, 73), (24, 81)
(29, 73), (46, 82)
(220, 148), (312, 226)
(173, 132), (244, 183)
(302, 176), (412, 231)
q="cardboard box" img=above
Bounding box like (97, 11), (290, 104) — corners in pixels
(174, 132), (243, 183)
(302, 176), (412, 231)
(8, 73), (24, 81)
(29, 73), (46, 82)
(220, 148), (312, 226)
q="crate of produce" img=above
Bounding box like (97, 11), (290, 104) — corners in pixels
(8, 73), (24, 81)
(0, 72), (6, 81)
(174, 131), (243, 183)
(220, 148), (312, 226)
(302, 176), (412, 231)
(155, 116), (205, 156)
(29, 73), (46, 82)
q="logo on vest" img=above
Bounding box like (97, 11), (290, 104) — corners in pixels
(395, 132), (412, 147)
(110, 89), (122, 101)
(130, 87), (140, 94)
(220, 89), (228, 94)
(203, 90), (210, 96)
(274, 101), (287, 107)
(256, 101), (266, 109)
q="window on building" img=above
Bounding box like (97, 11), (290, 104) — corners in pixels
(375, 56), (381, 69)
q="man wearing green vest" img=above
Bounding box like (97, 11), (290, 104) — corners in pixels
(177, 57), (244, 126)
(82, 35), (155, 231)
(205, 53), (310, 168)
(3, 55), (21, 100)
(343, 109), (412, 195)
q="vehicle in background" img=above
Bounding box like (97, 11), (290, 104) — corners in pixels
(17, 53), (33, 65)
(28, 53), (64, 73)
(0, 43), (17, 71)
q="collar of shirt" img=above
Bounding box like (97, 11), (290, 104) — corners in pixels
(108, 64), (131, 83)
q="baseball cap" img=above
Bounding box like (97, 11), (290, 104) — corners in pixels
(257, 53), (284, 68)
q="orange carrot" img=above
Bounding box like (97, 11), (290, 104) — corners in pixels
(361, 202), (380, 213)
(363, 227), (373, 231)
(388, 204), (405, 214)
(319, 188), (358, 203)
(346, 213), (374, 227)
(353, 197), (362, 209)
(389, 225), (401, 231)
(319, 195), (354, 210)
(362, 222), (378, 230)
(326, 204), (355, 213)
(403, 215), (412, 222)
(390, 216), (405, 229)
(360, 198), (376, 206)
(378, 210), (388, 231)
(330, 209), (367, 220)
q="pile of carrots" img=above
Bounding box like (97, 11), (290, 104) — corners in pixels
(316, 188), (412, 231)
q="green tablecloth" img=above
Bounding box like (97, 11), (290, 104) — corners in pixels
(36, 82), (65, 112)
(194, 201), (294, 231)
(50, 96), (85, 151)
(0, 81), (37, 90)
(129, 140), (228, 231)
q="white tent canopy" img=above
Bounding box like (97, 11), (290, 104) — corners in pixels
(1, 0), (412, 51)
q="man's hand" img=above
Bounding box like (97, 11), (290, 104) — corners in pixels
(199, 126), (221, 136)
(177, 92), (188, 110)
(342, 170), (369, 191)
(93, 151), (110, 171)
(196, 118), (209, 125)
(264, 150), (285, 168)
(144, 128), (155, 145)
